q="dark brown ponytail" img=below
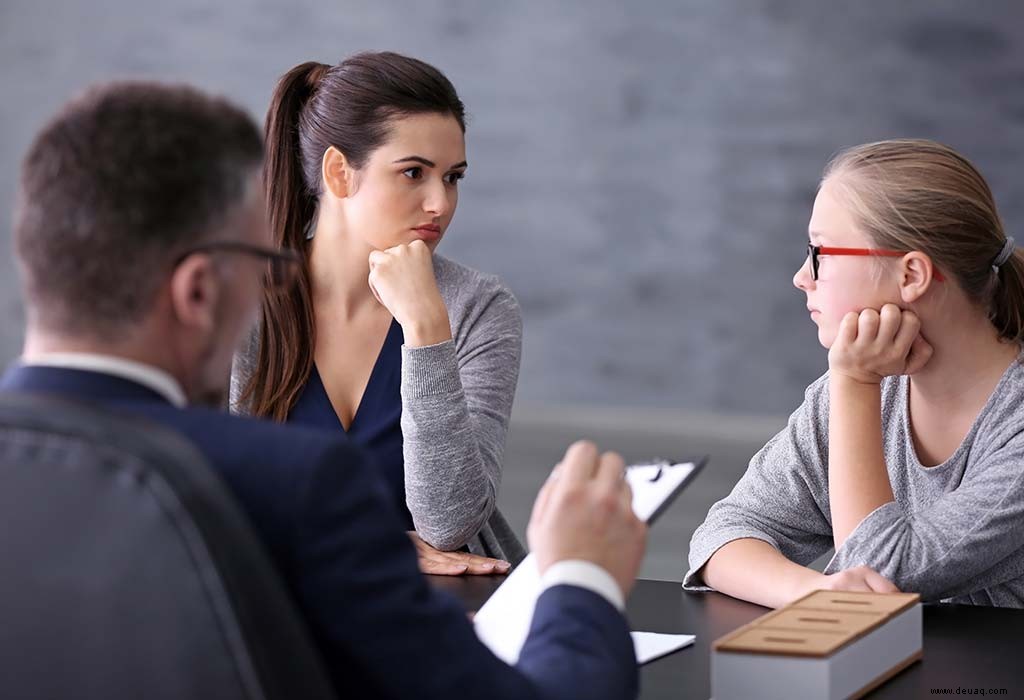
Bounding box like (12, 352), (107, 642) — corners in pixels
(241, 52), (466, 420)
(238, 62), (326, 420)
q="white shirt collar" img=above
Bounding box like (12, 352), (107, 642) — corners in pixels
(22, 352), (188, 408)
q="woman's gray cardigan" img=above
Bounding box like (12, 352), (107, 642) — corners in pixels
(230, 254), (526, 564)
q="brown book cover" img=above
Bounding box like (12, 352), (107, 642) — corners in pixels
(712, 591), (922, 699)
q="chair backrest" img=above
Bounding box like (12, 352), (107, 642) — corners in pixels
(0, 393), (337, 700)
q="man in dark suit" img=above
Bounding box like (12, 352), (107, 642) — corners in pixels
(3, 82), (647, 699)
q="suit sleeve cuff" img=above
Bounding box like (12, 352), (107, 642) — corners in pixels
(539, 560), (625, 611)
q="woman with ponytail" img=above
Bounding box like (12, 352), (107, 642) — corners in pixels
(232, 52), (525, 570)
(686, 139), (1024, 608)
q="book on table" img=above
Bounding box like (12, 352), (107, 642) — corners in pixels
(712, 590), (922, 700)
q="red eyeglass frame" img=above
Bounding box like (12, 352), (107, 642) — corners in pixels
(807, 244), (946, 282)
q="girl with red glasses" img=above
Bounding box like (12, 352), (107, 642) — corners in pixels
(685, 139), (1024, 609)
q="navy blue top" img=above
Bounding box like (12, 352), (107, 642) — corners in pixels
(288, 319), (412, 529)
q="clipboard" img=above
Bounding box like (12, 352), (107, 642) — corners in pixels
(626, 455), (707, 525)
(473, 455), (707, 664)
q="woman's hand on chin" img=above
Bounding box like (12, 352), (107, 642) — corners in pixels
(368, 240), (452, 346)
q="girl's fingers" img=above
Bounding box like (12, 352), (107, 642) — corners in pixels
(891, 309), (921, 355)
(877, 304), (903, 344)
(837, 312), (860, 346)
(857, 308), (880, 342)
(863, 569), (900, 593)
(835, 573), (874, 592)
(905, 335), (934, 375)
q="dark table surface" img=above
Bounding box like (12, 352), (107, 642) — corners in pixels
(428, 575), (1024, 699)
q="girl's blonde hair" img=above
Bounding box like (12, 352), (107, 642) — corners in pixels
(824, 139), (1023, 344)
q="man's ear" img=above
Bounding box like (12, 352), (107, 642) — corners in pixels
(168, 254), (219, 334)
(322, 146), (354, 199)
(899, 251), (937, 304)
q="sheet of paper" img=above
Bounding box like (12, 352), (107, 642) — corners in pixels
(473, 554), (542, 664)
(631, 631), (695, 664)
(474, 461), (698, 664)
(473, 556), (695, 665)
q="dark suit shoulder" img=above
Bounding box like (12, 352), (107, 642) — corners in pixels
(128, 403), (360, 470)
(119, 402), (373, 569)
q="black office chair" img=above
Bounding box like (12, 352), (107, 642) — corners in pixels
(0, 394), (337, 700)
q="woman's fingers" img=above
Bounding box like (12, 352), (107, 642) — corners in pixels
(418, 558), (469, 575)
(408, 531), (510, 576)
(368, 249), (390, 269)
(423, 550), (510, 576)
(366, 274), (384, 306)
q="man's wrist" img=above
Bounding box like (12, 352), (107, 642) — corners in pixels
(540, 559), (626, 611)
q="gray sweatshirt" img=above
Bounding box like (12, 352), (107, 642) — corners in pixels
(231, 254), (526, 564)
(685, 355), (1024, 607)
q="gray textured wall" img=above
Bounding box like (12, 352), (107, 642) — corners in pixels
(2, 1), (1022, 417)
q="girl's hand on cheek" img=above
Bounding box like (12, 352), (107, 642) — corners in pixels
(828, 303), (933, 384)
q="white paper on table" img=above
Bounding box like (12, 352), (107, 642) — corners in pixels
(473, 554), (543, 664)
(473, 557), (695, 665)
(631, 631), (695, 664)
(473, 461), (698, 665)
